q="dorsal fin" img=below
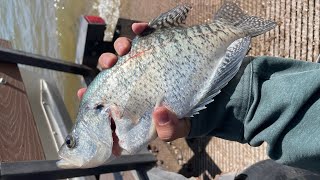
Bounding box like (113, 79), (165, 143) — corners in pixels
(149, 4), (191, 29)
(141, 4), (191, 36)
(186, 37), (251, 117)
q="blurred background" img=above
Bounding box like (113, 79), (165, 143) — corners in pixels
(0, 0), (319, 179)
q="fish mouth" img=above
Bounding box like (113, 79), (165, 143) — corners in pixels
(56, 152), (89, 169)
(56, 159), (81, 169)
(110, 118), (122, 156)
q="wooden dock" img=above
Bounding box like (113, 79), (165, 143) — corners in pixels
(0, 39), (45, 162)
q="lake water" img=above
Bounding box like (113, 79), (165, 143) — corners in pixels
(0, 0), (120, 120)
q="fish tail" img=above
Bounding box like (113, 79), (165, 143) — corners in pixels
(214, 1), (276, 37)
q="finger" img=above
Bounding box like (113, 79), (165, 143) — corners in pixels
(77, 88), (87, 100)
(132, 23), (148, 35)
(98, 53), (118, 69)
(114, 37), (131, 56)
(153, 107), (178, 141)
(153, 107), (190, 141)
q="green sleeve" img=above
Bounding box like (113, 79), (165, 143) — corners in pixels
(188, 56), (320, 173)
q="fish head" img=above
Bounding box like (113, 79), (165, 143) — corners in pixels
(57, 101), (114, 169)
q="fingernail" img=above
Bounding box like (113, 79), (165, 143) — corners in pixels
(117, 45), (125, 55)
(157, 110), (170, 126)
(101, 58), (109, 67)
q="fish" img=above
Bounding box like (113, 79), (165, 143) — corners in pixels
(57, 1), (276, 168)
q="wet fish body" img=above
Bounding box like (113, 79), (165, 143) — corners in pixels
(57, 2), (276, 168)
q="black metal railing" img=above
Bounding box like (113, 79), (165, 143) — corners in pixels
(0, 46), (99, 85)
(0, 154), (156, 180)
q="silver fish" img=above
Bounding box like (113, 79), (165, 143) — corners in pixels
(57, 1), (276, 168)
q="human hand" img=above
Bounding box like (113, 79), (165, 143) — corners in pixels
(77, 23), (191, 149)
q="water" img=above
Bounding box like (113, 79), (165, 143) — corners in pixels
(0, 0), (120, 121)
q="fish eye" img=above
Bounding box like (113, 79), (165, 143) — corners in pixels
(65, 135), (76, 148)
(95, 104), (104, 111)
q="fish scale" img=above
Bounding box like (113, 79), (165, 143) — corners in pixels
(104, 24), (246, 153)
(101, 31), (230, 143)
(57, 2), (276, 169)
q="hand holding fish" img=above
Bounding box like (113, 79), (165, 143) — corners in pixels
(77, 22), (191, 143)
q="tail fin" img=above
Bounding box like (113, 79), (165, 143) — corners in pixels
(214, 1), (276, 37)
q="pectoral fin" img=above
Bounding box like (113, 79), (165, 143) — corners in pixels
(187, 37), (251, 117)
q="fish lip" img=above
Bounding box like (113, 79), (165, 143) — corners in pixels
(56, 158), (80, 169)
(56, 150), (83, 169)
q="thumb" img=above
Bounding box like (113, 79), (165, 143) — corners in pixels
(152, 107), (190, 142)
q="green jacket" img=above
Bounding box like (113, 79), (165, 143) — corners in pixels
(189, 56), (320, 173)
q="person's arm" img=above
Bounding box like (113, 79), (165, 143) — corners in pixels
(189, 56), (320, 173)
